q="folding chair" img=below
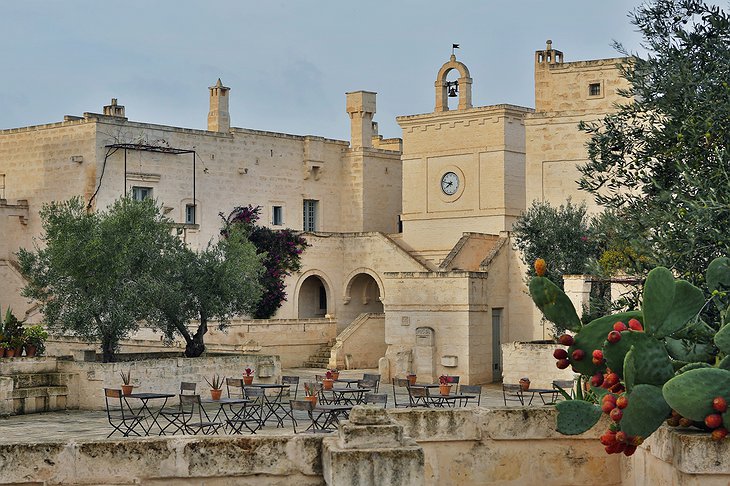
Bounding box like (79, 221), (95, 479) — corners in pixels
(444, 375), (460, 393)
(178, 394), (224, 435)
(160, 381), (198, 435)
(363, 373), (381, 393)
(502, 384), (525, 406)
(409, 386), (431, 407)
(282, 376), (300, 399)
(391, 378), (411, 408)
(459, 385), (482, 406)
(357, 378), (377, 391)
(548, 379), (576, 403)
(104, 388), (143, 438)
(226, 377), (245, 398)
(364, 392), (388, 408)
(289, 400), (334, 434)
(242, 386), (266, 430)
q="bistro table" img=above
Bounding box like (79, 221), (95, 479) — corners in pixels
(246, 383), (290, 427)
(124, 392), (176, 436)
(201, 397), (254, 434)
(313, 403), (353, 430)
(524, 388), (559, 406)
(328, 387), (371, 405)
(333, 378), (360, 388)
(428, 393), (476, 408)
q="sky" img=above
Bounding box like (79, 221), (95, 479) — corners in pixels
(1, 1), (647, 141)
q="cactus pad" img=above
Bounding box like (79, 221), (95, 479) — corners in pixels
(529, 277), (581, 332)
(620, 384), (671, 439)
(555, 399), (602, 435)
(663, 368), (730, 422)
(676, 362), (713, 374)
(719, 355), (730, 371)
(568, 311), (642, 375)
(604, 331), (673, 385)
(653, 280), (705, 339)
(642, 267), (675, 336)
(714, 323), (730, 354)
(707, 257), (730, 295)
(624, 346), (637, 393)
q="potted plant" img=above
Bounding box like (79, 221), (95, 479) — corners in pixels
(0, 341), (7, 358)
(303, 382), (318, 406)
(243, 367), (254, 385)
(329, 368), (340, 380)
(323, 370), (334, 390)
(9, 335), (24, 358)
(206, 374), (224, 400)
(439, 375), (453, 396)
(407, 373), (417, 386)
(120, 371), (134, 396)
(2, 307), (25, 357)
(23, 325), (48, 358)
(519, 377), (531, 391)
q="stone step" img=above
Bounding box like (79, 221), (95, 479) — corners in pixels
(9, 385), (68, 415)
(12, 373), (72, 389)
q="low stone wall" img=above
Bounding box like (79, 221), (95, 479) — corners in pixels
(0, 357), (71, 415)
(501, 341), (575, 388)
(58, 354), (281, 411)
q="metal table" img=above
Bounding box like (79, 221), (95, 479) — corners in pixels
(124, 392), (175, 436)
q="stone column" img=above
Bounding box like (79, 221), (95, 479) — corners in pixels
(322, 406), (424, 485)
(562, 274), (592, 319)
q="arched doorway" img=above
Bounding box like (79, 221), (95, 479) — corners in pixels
(341, 273), (383, 324)
(298, 275), (328, 318)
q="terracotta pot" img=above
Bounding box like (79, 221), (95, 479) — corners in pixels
(5, 348), (16, 358)
(331, 372), (340, 380)
(121, 384), (134, 396)
(407, 374), (417, 386)
(304, 395), (318, 407)
(243, 375), (254, 385)
(24, 345), (37, 358)
(13, 347), (22, 357)
(211, 388), (222, 401)
(323, 379), (334, 390)
(0, 348), (6, 358)
(439, 384), (452, 396)
(519, 378), (531, 391)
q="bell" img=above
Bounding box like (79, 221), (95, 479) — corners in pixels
(448, 86), (458, 98)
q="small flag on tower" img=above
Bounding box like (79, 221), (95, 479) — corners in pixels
(452, 44), (460, 49)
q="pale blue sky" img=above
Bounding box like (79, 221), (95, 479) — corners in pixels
(1, 1), (646, 140)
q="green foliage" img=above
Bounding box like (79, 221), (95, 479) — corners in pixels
(663, 368), (730, 423)
(1, 307), (24, 344)
(555, 400), (602, 435)
(621, 385), (672, 439)
(17, 196), (185, 362)
(568, 311), (642, 376)
(23, 325), (49, 356)
(605, 333), (673, 386)
(528, 277), (581, 332)
(578, 0), (730, 286)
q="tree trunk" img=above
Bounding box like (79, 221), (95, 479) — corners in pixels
(184, 314), (208, 358)
(101, 339), (116, 363)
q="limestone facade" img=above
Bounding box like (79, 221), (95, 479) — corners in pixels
(0, 42), (627, 384)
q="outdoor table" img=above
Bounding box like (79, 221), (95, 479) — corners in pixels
(313, 403), (353, 430)
(525, 388), (558, 405)
(124, 392), (175, 436)
(329, 387), (371, 405)
(333, 378), (360, 388)
(201, 397), (254, 434)
(246, 383), (290, 427)
(428, 393), (476, 408)
(410, 383), (441, 389)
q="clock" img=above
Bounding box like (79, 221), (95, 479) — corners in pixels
(440, 171), (459, 196)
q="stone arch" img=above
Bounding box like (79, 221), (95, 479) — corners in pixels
(294, 270), (334, 319)
(343, 268), (385, 304)
(340, 269), (384, 323)
(434, 54), (473, 112)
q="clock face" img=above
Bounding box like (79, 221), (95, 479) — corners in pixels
(441, 171), (459, 195)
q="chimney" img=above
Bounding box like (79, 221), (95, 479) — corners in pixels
(208, 78), (231, 132)
(103, 98), (126, 118)
(346, 91), (376, 149)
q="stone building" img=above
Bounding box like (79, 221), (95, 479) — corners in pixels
(0, 42), (627, 384)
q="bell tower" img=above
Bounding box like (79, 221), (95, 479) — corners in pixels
(434, 54), (472, 112)
(207, 78), (230, 133)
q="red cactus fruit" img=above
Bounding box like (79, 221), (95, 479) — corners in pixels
(558, 334), (574, 346)
(666, 416), (680, 427)
(556, 358), (570, 369)
(572, 349), (586, 361)
(607, 330), (622, 343)
(679, 417), (693, 428)
(611, 383), (625, 394)
(600, 430), (617, 446)
(623, 445), (637, 456)
(631, 436), (644, 446)
(705, 414), (723, 429)
(610, 408), (623, 422)
(628, 318), (643, 331)
(616, 395), (629, 409)
(602, 393), (616, 404)
(604, 373), (619, 387)
(591, 349), (604, 365)
(712, 396), (728, 413)
(613, 321), (628, 332)
(712, 427), (728, 441)
(553, 348), (568, 360)
(615, 431), (627, 443)
(601, 400), (616, 414)
(534, 258), (547, 276)
(591, 373), (604, 387)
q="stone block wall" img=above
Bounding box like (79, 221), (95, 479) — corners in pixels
(501, 341), (575, 389)
(329, 313), (386, 370)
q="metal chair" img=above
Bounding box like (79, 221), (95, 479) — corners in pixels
(282, 375), (300, 399)
(364, 392), (388, 408)
(242, 386), (266, 430)
(502, 384), (526, 406)
(443, 375), (460, 393)
(409, 386), (431, 407)
(357, 378), (377, 391)
(178, 394), (224, 435)
(160, 382), (198, 435)
(459, 385), (482, 406)
(104, 388), (143, 438)
(289, 400), (334, 434)
(391, 378), (411, 408)
(226, 377), (245, 398)
(362, 373), (381, 393)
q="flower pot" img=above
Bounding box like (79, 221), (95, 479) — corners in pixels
(304, 395), (318, 407)
(243, 375), (254, 385)
(0, 348), (6, 358)
(13, 347), (22, 357)
(439, 384), (452, 396)
(5, 348), (16, 358)
(323, 379), (334, 390)
(331, 372), (340, 380)
(121, 385), (134, 396)
(519, 378), (531, 391)
(24, 345), (37, 358)
(211, 388), (222, 401)
(407, 374), (417, 386)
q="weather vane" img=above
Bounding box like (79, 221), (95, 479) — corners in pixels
(451, 43), (460, 56)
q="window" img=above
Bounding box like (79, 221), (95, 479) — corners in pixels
(132, 186), (152, 201)
(588, 83), (601, 97)
(303, 199), (318, 232)
(185, 204), (196, 225)
(272, 206), (283, 226)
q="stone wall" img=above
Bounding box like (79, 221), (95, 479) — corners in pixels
(501, 341), (575, 389)
(328, 313), (386, 370)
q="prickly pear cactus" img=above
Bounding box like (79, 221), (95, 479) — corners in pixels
(528, 257), (730, 454)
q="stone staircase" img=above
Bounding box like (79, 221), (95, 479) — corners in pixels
(302, 339), (336, 368)
(1, 371), (71, 415)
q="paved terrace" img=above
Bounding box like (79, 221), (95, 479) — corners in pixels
(0, 368), (532, 443)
